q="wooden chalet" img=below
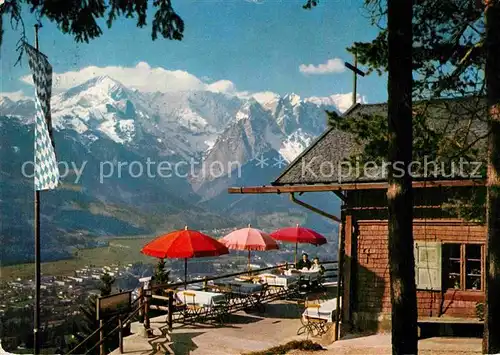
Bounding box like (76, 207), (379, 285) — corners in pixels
(228, 100), (488, 335)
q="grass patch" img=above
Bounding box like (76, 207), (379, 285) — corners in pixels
(0, 237), (253, 280)
(243, 340), (325, 355)
(0, 237), (155, 280)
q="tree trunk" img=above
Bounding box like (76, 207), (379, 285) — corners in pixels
(484, 1), (500, 353)
(387, 0), (418, 354)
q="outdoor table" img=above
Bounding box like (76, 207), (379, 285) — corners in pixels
(302, 298), (339, 322)
(175, 290), (226, 307)
(298, 297), (340, 337)
(284, 269), (320, 282)
(212, 279), (266, 311)
(175, 290), (229, 324)
(236, 275), (261, 282)
(298, 270), (321, 282)
(258, 273), (299, 289)
(214, 279), (264, 295)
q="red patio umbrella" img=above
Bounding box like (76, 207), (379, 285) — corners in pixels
(270, 224), (327, 264)
(220, 224), (279, 272)
(141, 226), (229, 288)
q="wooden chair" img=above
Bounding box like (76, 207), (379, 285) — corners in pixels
(182, 291), (206, 323)
(297, 299), (329, 338)
(207, 299), (230, 325)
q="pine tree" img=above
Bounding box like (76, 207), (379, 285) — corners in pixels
(99, 273), (115, 297)
(152, 259), (170, 296)
(339, 0), (496, 350)
(484, 0), (500, 352)
(386, 0), (418, 353)
(0, 0), (184, 50)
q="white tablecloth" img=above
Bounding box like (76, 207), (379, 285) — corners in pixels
(258, 273), (300, 289)
(302, 298), (341, 322)
(176, 290), (226, 306)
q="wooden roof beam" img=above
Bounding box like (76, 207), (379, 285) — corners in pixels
(289, 193), (341, 223)
(227, 179), (485, 194)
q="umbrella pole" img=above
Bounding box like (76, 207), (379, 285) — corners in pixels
(248, 250), (251, 274)
(295, 242), (298, 266)
(184, 258), (187, 290)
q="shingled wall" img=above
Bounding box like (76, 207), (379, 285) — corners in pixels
(352, 219), (486, 332)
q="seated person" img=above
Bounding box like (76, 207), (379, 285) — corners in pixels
(296, 253), (312, 270)
(310, 257), (326, 274)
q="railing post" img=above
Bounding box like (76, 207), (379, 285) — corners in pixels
(138, 286), (144, 324)
(168, 290), (174, 331)
(99, 320), (104, 355)
(119, 317), (124, 354)
(144, 290), (150, 335)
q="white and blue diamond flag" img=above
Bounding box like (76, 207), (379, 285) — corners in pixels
(24, 42), (59, 190)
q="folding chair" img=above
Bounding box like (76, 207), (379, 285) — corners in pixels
(182, 291), (207, 323)
(297, 299), (329, 338)
(208, 297), (230, 325)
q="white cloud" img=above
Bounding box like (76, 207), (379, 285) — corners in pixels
(299, 58), (345, 75)
(17, 61), (365, 112)
(250, 91), (280, 105)
(20, 61), (238, 94)
(305, 92), (367, 113)
(206, 80), (237, 94)
(0, 90), (30, 101)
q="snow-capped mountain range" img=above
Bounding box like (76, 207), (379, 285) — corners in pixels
(2, 75), (346, 181)
(0, 75), (351, 263)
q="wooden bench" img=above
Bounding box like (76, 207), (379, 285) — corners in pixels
(418, 317), (483, 324)
(417, 317), (483, 338)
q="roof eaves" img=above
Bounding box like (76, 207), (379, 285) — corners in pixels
(275, 175), (486, 186)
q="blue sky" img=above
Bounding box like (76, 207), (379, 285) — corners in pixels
(1, 0), (387, 104)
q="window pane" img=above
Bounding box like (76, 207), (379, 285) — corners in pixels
(466, 244), (481, 260)
(466, 245), (482, 290)
(443, 244), (461, 290)
(449, 244), (461, 258)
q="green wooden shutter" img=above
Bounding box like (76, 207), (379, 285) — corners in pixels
(414, 241), (442, 291)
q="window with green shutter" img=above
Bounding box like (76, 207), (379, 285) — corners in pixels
(414, 241), (442, 291)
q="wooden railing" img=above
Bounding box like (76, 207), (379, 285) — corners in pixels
(83, 304), (143, 355)
(149, 260), (338, 293)
(65, 297), (142, 355)
(66, 261), (338, 354)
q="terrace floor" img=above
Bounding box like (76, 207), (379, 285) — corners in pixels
(111, 299), (310, 355)
(320, 334), (482, 355)
(111, 299), (482, 355)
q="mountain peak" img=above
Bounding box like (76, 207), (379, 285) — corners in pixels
(87, 75), (127, 91)
(61, 75), (127, 100)
(235, 99), (268, 121)
(0, 96), (13, 105)
(283, 93), (302, 106)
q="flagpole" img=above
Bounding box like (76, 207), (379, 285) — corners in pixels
(33, 23), (41, 355)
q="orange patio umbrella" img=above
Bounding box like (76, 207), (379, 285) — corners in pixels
(270, 224), (327, 264)
(141, 226), (229, 288)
